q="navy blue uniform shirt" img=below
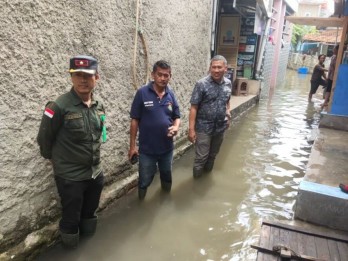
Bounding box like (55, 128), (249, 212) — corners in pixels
(130, 82), (180, 155)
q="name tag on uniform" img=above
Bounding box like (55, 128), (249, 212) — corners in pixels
(64, 113), (83, 120)
(144, 101), (154, 107)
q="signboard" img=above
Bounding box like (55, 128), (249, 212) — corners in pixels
(218, 16), (240, 47)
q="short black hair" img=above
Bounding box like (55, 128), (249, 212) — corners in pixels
(152, 60), (171, 73)
(318, 54), (326, 60)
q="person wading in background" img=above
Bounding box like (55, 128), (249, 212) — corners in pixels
(308, 54), (328, 102)
(37, 55), (105, 248)
(128, 60), (181, 200)
(322, 45), (339, 108)
(188, 55), (232, 178)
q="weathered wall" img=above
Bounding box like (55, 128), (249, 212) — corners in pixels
(276, 42), (291, 87)
(260, 42), (276, 97)
(288, 52), (331, 73)
(0, 0), (212, 257)
(258, 40), (292, 97)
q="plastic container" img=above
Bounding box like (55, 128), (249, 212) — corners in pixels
(298, 67), (308, 74)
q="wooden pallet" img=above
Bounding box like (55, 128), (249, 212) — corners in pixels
(252, 220), (348, 261)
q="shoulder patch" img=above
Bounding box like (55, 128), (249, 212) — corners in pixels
(44, 108), (55, 118)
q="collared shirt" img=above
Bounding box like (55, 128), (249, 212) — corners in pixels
(190, 75), (232, 134)
(37, 88), (105, 181)
(130, 82), (180, 155)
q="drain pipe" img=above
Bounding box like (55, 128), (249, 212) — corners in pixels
(211, 0), (218, 53)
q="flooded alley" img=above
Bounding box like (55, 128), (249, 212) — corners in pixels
(36, 70), (324, 261)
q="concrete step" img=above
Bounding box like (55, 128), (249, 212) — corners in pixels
(294, 127), (348, 232)
(295, 180), (348, 231)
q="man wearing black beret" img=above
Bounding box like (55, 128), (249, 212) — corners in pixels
(37, 55), (106, 248)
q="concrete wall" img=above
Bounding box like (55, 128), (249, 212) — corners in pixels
(260, 42), (276, 97)
(287, 52), (331, 73)
(277, 42), (292, 87)
(296, 4), (320, 17)
(0, 0), (213, 257)
(259, 40), (291, 97)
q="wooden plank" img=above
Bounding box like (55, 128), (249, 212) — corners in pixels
(327, 239), (340, 261)
(303, 235), (317, 258)
(296, 230), (317, 257)
(297, 231), (307, 257)
(257, 225), (271, 261)
(279, 227), (290, 247)
(259, 224), (271, 248)
(257, 252), (278, 261)
(315, 237), (330, 260)
(288, 230), (299, 255)
(262, 220), (348, 243)
(255, 221), (348, 261)
(251, 244), (326, 261)
(269, 226), (280, 251)
(337, 241), (348, 261)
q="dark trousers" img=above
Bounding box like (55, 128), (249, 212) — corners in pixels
(55, 173), (104, 234)
(194, 132), (224, 171)
(138, 150), (173, 189)
(310, 78), (327, 94)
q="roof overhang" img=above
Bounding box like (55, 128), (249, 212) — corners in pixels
(285, 16), (344, 27)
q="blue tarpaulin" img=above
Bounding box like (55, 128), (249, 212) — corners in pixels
(331, 64), (348, 116)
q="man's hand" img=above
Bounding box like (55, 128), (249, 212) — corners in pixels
(188, 128), (196, 143)
(128, 148), (139, 161)
(167, 125), (179, 137)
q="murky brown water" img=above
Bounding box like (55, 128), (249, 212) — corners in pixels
(36, 70), (324, 261)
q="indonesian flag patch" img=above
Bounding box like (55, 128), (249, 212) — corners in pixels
(44, 108), (55, 118)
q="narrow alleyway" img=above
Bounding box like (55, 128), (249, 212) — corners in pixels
(36, 70), (324, 261)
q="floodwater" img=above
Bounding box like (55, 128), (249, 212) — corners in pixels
(36, 70), (325, 261)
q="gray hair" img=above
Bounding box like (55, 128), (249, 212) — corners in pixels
(210, 55), (227, 66)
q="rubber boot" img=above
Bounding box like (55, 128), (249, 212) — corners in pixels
(161, 180), (172, 192)
(138, 188), (147, 200)
(60, 231), (79, 249)
(193, 168), (203, 179)
(204, 160), (215, 172)
(79, 217), (98, 236)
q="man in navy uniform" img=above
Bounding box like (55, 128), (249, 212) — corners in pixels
(128, 60), (181, 200)
(37, 55), (105, 248)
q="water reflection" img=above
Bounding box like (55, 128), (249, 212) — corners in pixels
(36, 70), (321, 261)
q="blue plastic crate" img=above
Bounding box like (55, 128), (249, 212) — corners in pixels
(298, 67), (308, 74)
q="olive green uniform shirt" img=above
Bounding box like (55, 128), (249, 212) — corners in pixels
(37, 88), (105, 181)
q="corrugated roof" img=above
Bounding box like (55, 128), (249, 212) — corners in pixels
(303, 28), (342, 43)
